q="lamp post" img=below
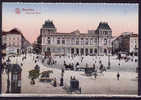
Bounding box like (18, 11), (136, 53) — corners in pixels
(107, 37), (111, 69)
(97, 30), (99, 56)
(60, 68), (64, 86)
(107, 48), (111, 69)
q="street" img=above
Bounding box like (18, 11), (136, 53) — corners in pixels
(2, 53), (138, 95)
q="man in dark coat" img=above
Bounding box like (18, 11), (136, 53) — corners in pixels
(117, 72), (120, 80)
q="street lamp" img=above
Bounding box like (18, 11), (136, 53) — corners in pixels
(60, 68), (64, 86)
(107, 37), (111, 69)
(97, 30), (99, 56)
(107, 49), (111, 69)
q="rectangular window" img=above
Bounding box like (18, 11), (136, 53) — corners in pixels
(76, 38), (79, 45)
(48, 40), (50, 44)
(57, 38), (60, 44)
(90, 38), (93, 45)
(85, 38), (88, 45)
(71, 38), (74, 45)
(81, 38), (84, 45)
(104, 38), (107, 45)
(62, 38), (65, 44)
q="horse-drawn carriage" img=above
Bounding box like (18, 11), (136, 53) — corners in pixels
(64, 63), (74, 70)
(85, 67), (95, 76)
(84, 64), (106, 77)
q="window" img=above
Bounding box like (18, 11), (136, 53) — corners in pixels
(57, 38), (60, 44)
(71, 38), (75, 45)
(81, 38), (84, 45)
(48, 37), (51, 44)
(135, 45), (137, 48)
(95, 38), (97, 43)
(90, 49), (93, 54)
(94, 49), (97, 53)
(104, 38), (107, 45)
(42, 38), (45, 44)
(9, 43), (11, 47)
(85, 38), (88, 45)
(62, 38), (65, 44)
(76, 38), (79, 45)
(105, 31), (108, 35)
(90, 38), (93, 45)
(48, 40), (50, 44)
(13, 43), (15, 46)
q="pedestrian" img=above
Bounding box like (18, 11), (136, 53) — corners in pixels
(99, 60), (102, 64)
(53, 78), (57, 87)
(94, 71), (97, 79)
(86, 63), (88, 68)
(93, 63), (95, 72)
(118, 63), (120, 66)
(117, 72), (120, 80)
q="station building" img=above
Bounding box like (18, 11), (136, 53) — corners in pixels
(40, 20), (112, 56)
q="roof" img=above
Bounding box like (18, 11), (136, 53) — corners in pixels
(2, 31), (8, 35)
(43, 20), (55, 28)
(97, 22), (111, 30)
(130, 34), (138, 37)
(9, 28), (21, 34)
(2, 28), (22, 35)
(46, 32), (93, 37)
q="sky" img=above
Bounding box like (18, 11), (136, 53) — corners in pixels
(2, 3), (138, 43)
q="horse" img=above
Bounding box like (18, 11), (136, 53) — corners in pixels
(64, 63), (74, 70)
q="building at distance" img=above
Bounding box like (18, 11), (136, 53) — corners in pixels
(39, 20), (112, 56)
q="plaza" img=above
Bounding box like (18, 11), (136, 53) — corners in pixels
(2, 53), (138, 95)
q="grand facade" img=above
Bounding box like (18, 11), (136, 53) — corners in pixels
(40, 20), (112, 56)
(112, 32), (138, 55)
(2, 28), (31, 55)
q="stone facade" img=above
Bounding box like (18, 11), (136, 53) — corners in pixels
(112, 32), (138, 55)
(2, 28), (30, 55)
(40, 20), (112, 56)
(129, 34), (138, 54)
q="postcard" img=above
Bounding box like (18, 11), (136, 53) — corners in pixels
(1, 3), (138, 95)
